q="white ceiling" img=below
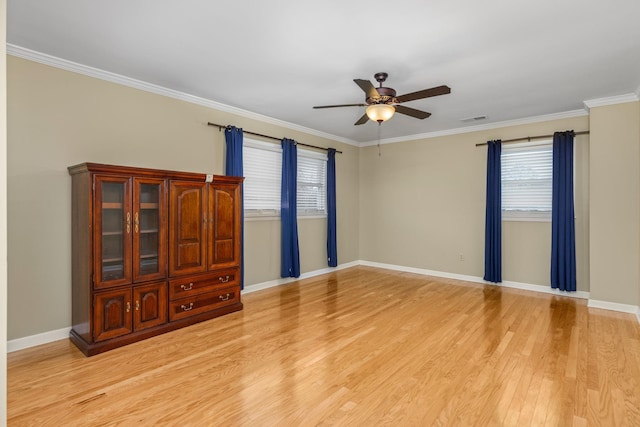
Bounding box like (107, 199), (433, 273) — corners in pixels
(8, 0), (640, 144)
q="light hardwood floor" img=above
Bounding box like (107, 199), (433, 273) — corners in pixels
(8, 266), (640, 426)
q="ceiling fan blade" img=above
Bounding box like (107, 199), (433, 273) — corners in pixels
(313, 103), (367, 109)
(395, 85), (451, 103)
(354, 113), (369, 125)
(395, 105), (432, 119)
(354, 79), (380, 99)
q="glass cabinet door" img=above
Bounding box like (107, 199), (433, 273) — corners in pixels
(94, 175), (132, 288)
(133, 178), (166, 282)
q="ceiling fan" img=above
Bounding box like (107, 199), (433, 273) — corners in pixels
(313, 72), (451, 125)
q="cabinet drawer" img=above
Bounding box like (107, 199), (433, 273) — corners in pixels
(169, 268), (240, 300)
(169, 286), (240, 321)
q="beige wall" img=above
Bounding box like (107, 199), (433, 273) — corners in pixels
(7, 56), (360, 339)
(589, 101), (640, 305)
(7, 53), (640, 343)
(359, 116), (590, 291)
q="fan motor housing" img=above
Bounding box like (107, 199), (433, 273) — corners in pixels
(367, 86), (397, 105)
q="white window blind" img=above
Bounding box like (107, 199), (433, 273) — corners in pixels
(243, 139), (281, 217)
(242, 139), (327, 218)
(297, 149), (327, 217)
(501, 142), (552, 221)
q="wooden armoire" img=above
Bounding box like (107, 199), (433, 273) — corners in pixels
(68, 163), (243, 356)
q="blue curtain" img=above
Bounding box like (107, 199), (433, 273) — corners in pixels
(551, 131), (576, 291)
(484, 140), (502, 283)
(224, 126), (244, 289)
(327, 148), (338, 267)
(281, 138), (300, 278)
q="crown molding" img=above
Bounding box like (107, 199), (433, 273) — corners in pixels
(12, 44), (636, 149)
(359, 109), (589, 147)
(583, 93), (640, 111)
(7, 44), (358, 147)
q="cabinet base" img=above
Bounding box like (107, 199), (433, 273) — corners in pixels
(70, 302), (243, 356)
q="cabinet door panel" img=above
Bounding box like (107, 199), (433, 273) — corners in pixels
(94, 289), (132, 342)
(169, 181), (207, 276)
(133, 282), (167, 331)
(208, 183), (241, 269)
(94, 176), (132, 288)
(133, 178), (167, 282)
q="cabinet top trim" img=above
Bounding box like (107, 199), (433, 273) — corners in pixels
(68, 163), (244, 184)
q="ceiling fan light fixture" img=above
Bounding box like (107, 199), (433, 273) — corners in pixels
(366, 104), (396, 123)
(313, 73), (449, 126)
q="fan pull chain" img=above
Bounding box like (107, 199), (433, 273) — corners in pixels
(377, 122), (382, 157)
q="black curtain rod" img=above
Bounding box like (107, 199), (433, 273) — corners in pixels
(207, 122), (343, 154)
(475, 130), (590, 147)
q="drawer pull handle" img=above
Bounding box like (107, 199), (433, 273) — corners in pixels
(126, 302), (131, 313)
(180, 283), (194, 291)
(219, 275), (230, 283)
(135, 300), (140, 311)
(180, 302), (194, 312)
(219, 293), (230, 301)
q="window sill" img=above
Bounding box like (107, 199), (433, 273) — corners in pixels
(245, 215), (280, 222)
(298, 215), (327, 220)
(502, 210), (551, 222)
(244, 214), (328, 221)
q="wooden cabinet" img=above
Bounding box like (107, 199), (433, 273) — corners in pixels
(169, 181), (207, 276)
(93, 175), (133, 288)
(133, 282), (168, 331)
(93, 282), (167, 342)
(93, 288), (132, 342)
(93, 175), (167, 288)
(168, 180), (242, 323)
(133, 178), (167, 283)
(169, 181), (241, 276)
(208, 183), (241, 269)
(69, 163), (243, 356)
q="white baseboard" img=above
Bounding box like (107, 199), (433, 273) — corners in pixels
(8, 327), (71, 353)
(499, 279), (590, 300)
(588, 299), (639, 314)
(242, 260), (360, 295)
(7, 260), (639, 352)
(359, 260), (484, 284)
(360, 260), (590, 300)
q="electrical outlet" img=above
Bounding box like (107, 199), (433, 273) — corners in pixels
(459, 253), (465, 261)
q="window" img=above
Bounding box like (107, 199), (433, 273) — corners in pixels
(242, 139), (327, 218)
(501, 141), (552, 221)
(243, 139), (282, 218)
(297, 149), (327, 217)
